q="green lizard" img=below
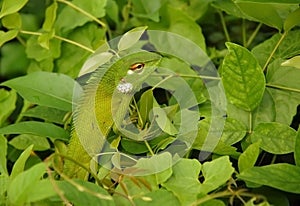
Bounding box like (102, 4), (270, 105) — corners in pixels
(63, 51), (162, 179)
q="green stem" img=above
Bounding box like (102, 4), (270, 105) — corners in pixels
(218, 11), (231, 42)
(191, 191), (232, 206)
(246, 23), (262, 47)
(151, 73), (221, 80)
(56, 0), (107, 29)
(271, 155), (277, 164)
(20, 30), (95, 53)
(242, 19), (247, 47)
(249, 112), (253, 134)
(144, 140), (155, 156)
(262, 32), (287, 72)
(151, 74), (174, 90)
(266, 83), (300, 93)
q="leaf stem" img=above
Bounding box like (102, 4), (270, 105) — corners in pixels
(266, 83), (300, 93)
(19, 30), (95, 53)
(249, 112), (253, 134)
(262, 32), (287, 72)
(144, 140), (155, 156)
(246, 23), (262, 47)
(218, 11), (231, 42)
(56, 0), (107, 29)
(151, 73), (221, 80)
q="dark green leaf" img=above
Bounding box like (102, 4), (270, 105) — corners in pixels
(222, 42), (265, 111)
(284, 7), (300, 31)
(0, 0), (28, 18)
(0, 121), (69, 141)
(251, 122), (297, 154)
(238, 163), (300, 194)
(238, 141), (260, 172)
(0, 42), (29, 79)
(9, 134), (50, 151)
(1, 71), (81, 111)
(200, 156), (234, 194)
(0, 135), (8, 175)
(10, 145), (33, 179)
(0, 30), (18, 47)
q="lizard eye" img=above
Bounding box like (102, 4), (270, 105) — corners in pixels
(129, 63), (145, 73)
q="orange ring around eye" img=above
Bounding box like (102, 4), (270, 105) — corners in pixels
(130, 63), (145, 71)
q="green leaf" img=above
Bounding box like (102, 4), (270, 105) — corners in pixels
(153, 106), (178, 136)
(1, 71), (81, 111)
(57, 180), (114, 205)
(22, 106), (67, 124)
(10, 145), (33, 179)
(236, 0), (300, 3)
(200, 156), (234, 194)
(0, 0), (28, 18)
(42, 2), (57, 32)
(238, 141), (260, 173)
(134, 189), (180, 206)
(238, 163), (300, 194)
(251, 122), (297, 154)
(9, 134), (50, 151)
(0, 135), (8, 175)
(118, 26), (147, 51)
(235, 2), (292, 30)
(8, 162), (46, 205)
(162, 158), (201, 205)
(169, 0), (210, 20)
(0, 89), (17, 127)
(267, 59), (300, 90)
(0, 175), (9, 196)
(212, 0), (246, 19)
(1, 13), (22, 29)
(222, 42), (265, 111)
(267, 88), (300, 125)
(294, 130), (300, 167)
(284, 7), (300, 31)
(25, 35), (61, 61)
(148, 6), (206, 53)
(56, 23), (106, 78)
(0, 121), (69, 141)
(25, 179), (57, 203)
(252, 30), (300, 67)
(139, 90), (154, 126)
(105, 0), (119, 24)
(220, 117), (247, 145)
(0, 30), (18, 47)
(281, 55), (300, 69)
(252, 90), (276, 127)
(131, 0), (164, 22)
(131, 152), (173, 176)
(55, 0), (107, 32)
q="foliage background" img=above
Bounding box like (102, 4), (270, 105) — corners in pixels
(0, 0), (300, 205)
